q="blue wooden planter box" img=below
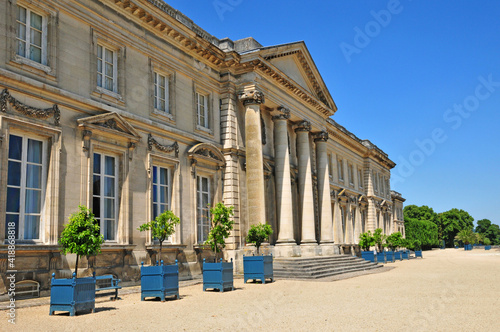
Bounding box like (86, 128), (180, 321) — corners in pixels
(402, 250), (410, 260)
(464, 244), (473, 251)
(485, 245), (491, 250)
(414, 250), (423, 258)
(141, 260), (179, 301)
(394, 251), (402, 261)
(376, 252), (386, 264)
(203, 258), (234, 292)
(49, 273), (96, 316)
(243, 255), (273, 284)
(386, 251), (395, 263)
(361, 251), (376, 263)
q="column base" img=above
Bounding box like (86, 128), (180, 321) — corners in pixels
(319, 243), (336, 256)
(274, 243), (300, 257)
(299, 243), (321, 257)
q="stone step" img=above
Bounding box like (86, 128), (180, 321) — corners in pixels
(274, 261), (376, 273)
(272, 255), (381, 279)
(275, 264), (382, 279)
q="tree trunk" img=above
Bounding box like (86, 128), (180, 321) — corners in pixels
(75, 255), (79, 277)
(159, 241), (163, 264)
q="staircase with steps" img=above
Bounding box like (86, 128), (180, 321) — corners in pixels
(274, 255), (381, 279)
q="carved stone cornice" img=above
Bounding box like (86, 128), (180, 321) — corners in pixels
(272, 106), (291, 121)
(313, 131), (328, 142)
(295, 120), (311, 133)
(238, 90), (265, 106)
(0, 89), (60, 126)
(148, 133), (179, 158)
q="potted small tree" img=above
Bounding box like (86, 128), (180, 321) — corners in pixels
(401, 238), (411, 260)
(138, 210), (180, 301)
(359, 231), (376, 262)
(373, 228), (387, 263)
(203, 202), (234, 292)
(386, 232), (403, 261)
(413, 239), (423, 258)
(243, 224), (274, 284)
(50, 206), (104, 316)
(455, 228), (475, 251)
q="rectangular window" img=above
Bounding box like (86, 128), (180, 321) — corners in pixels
(373, 172), (378, 192)
(348, 163), (354, 185)
(196, 92), (209, 128)
(196, 176), (210, 243)
(341, 206), (346, 243)
(16, 5), (46, 64)
(358, 168), (363, 188)
(154, 73), (169, 113)
(6, 134), (45, 240)
(97, 44), (117, 92)
(93, 153), (118, 241)
(337, 158), (344, 181)
(152, 166), (170, 219)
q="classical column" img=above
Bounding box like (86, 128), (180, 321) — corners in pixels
(239, 90), (266, 226)
(314, 131), (334, 247)
(295, 121), (316, 245)
(273, 107), (295, 243)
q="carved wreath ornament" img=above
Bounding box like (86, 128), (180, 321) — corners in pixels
(0, 89), (60, 126)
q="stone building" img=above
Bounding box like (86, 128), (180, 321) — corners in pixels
(0, 0), (404, 292)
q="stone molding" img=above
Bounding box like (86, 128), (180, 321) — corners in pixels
(238, 90), (265, 105)
(0, 88), (60, 126)
(148, 133), (179, 158)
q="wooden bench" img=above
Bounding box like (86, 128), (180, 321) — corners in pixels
(95, 275), (121, 300)
(15, 280), (40, 299)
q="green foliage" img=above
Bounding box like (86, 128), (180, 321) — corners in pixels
(404, 205), (438, 223)
(59, 205), (104, 275)
(475, 219), (500, 245)
(373, 228), (386, 252)
(385, 232), (404, 251)
(246, 223), (273, 255)
(437, 209), (474, 247)
(138, 210), (180, 262)
(454, 228), (476, 245)
(404, 217), (439, 250)
(205, 202), (234, 257)
(484, 237), (491, 246)
(358, 231), (375, 251)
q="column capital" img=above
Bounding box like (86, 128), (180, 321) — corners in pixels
(313, 131), (329, 142)
(295, 120), (311, 133)
(239, 90), (265, 105)
(272, 106), (290, 121)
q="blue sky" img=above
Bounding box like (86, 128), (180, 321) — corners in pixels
(166, 0), (500, 225)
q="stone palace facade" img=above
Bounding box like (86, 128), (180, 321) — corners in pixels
(0, 0), (404, 292)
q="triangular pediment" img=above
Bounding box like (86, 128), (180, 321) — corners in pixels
(259, 42), (336, 112)
(77, 112), (141, 141)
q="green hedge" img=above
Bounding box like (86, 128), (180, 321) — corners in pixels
(404, 217), (439, 250)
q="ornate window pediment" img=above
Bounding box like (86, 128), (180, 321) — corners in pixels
(188, 143), (225, 167)
(77, 112), (140, 158)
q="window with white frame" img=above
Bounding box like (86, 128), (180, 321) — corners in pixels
(337, 157), (344, 181)
(154, 72), (169, 113)
(97, 44), (117, 92)
(196, 92), (209, 129)
(152, 166), (171, 219)
(16, 5), (46, 65)
(196, 175), (211, 243)
(93, 152), (118, 241)
(6, 134), (45, 240)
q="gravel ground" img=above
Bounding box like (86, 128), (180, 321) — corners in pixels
(2, 248), (499, 331)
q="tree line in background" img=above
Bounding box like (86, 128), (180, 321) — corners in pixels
(404, 205), (500, 249)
